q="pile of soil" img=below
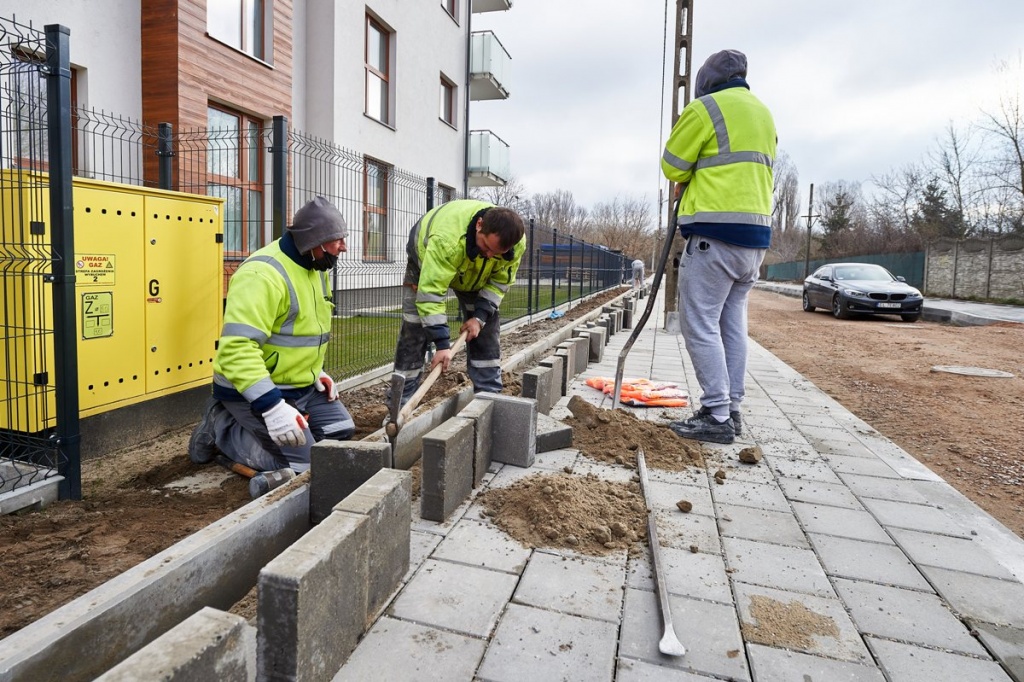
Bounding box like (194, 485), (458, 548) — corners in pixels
(479, 472), (647, 555)
(565, 395), (704, 471)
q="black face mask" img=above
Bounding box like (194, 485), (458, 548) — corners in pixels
(311, 251), (338, 271)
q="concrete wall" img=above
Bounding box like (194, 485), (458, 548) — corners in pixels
(925, 235), (1024, 300)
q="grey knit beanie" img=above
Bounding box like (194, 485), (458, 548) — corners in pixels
(287, 197), (349, 253)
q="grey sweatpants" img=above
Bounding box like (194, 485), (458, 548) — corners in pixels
(213, 386), (355, 473)
(677, 235), (766, 418)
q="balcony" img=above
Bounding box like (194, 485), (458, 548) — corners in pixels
(467, 130), (510, 187)
(470, 31), (510, 101)
(472, 0), (512, 13)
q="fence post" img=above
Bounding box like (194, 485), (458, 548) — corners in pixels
(157, 122), (174, 190)
(426, 177), (435, 211)
(568, 235), (576, 303)
(271, 115), (288, 240)
(551, 229), (558, 310)
(45, 24), (81, 500)
(526, 218), (535, 316)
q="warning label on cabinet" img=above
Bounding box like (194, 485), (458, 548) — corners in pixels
(82, 291), (113, 339)
(75, 254), (115, 285)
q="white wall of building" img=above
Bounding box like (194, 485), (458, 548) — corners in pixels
(295, 0), (467, 192)
(0, 0), (142, 119)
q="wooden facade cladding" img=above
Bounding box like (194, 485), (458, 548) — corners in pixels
(141, 0), (294, 188)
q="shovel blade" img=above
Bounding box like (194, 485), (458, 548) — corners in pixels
(388, 372), (405, 425)
(658, 629), (686, 657)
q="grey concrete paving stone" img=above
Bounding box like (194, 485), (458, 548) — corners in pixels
(970, 622), (1024, 682)
(521, 366), (553, 415)
(865, 636), (1013, 682)
(573, 458), (638, 484)
(746, 642), (886, 682)
(539, 354), (567, 397)
(459, 398), (494, 488)
(838, 472), (932, 505)
(647, 463), (708, 487)
(716, 503), (810, 548)
(535, 412), (573, 453)
(760, 440), (830, 463)
(626, 546), (732, 604)
(388, 559), (518, 638)
(778, 476), (862, 509)
(722, 537), (835, 597)
(918, 565), (1024, 629)
(710, 460), (776, 485)
(655, 508), (724, 555)
(832, 577), (987, 656)
(888, 527), (1019, 580)
(477, 603), (618, 682)
(824, 453), (901, 478)
(786, 411), (849, 430)
(860, 496), (972, 538)
(746, 423), (810, 447)
(615, 657), (717, 681)
(513, 551), (625, 622)
(333, 616), (486, 682)
(531, 445), (578, 472)
(309, 440), (390, 523)
(711, 478), (790, 512)
(792, 502), (893, 544)
(732, 582), (871, 664)
(808, 532), (931, 591)
(420, 416), (475, 522)
(647, 477), (714, 515)
(769, 456), (845, 485)
(405, 530), (442, 583)
(618, 587), (750, 680)
(475, 393), (538, 468)
(432, 518), (531, 575)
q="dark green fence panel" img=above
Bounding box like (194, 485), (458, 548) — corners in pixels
(767, 252), (925, 288)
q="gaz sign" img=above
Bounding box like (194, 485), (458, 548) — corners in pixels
(81, 291), (113, 339)
(75, 254), (116, 285)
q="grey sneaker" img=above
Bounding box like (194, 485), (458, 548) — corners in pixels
(731, 411), (742, 436)
(188, 398), (221, 464)
(670, 410), (735, 445)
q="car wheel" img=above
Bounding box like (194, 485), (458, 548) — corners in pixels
(832, 295), (851, 319)
(901, 313), (921, 323)
(802, 292), (815, 312)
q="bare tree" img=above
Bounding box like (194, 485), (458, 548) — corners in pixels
(772, 150), (800, 234)
(927, 122), (979, 236)
(978, 55), (1024, 231)
(469, 175), (532, 215)
(530, 189), (589, 236)
(586, 196), (655, 262)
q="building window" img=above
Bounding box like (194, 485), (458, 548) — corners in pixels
(439, 76), (456, 127)
(207, 105), (264, 257)
(442, 0), (457, 19)
(363, 158), (390, 261)
(437, 183), (456, 205)
(365, 16), (392, 125)
(208, 0), (266, 60)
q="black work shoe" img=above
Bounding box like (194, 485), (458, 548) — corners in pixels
(188, 398), (221, 465)
(731, 411), (742, 436)
(670, 410), (735, 445)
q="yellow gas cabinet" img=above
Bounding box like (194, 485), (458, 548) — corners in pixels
(0, 172), (223, 432)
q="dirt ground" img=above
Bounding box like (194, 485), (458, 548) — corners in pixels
(2, 286), (1023, 639)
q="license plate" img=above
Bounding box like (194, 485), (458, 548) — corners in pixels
(877, 302), (901, 309)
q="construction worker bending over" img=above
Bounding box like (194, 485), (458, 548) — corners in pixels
(661, 49), (776, 445)
(392, 199), (526, 404)
(631, 258), (645, 289)
(188, 196), (356, 477)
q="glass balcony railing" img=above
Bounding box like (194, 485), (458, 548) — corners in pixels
(467, 130), (510, 187)
(470, 31), (510, 101)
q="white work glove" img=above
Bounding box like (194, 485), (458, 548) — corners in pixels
(314, 371), (338, 401)
(262, 401), (308, 448)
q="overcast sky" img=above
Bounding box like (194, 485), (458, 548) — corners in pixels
(471, 0), (1024, 223)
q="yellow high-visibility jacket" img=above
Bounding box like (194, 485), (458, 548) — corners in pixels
(662, 84), (776, 248)
(212, 233), (333, 412)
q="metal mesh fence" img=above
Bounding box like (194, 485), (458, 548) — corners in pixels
(0, 18), (64, 498)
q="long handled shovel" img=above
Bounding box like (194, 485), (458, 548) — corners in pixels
(637, 448), (686, 657)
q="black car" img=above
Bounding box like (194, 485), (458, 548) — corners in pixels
(802, 263), (924, 322)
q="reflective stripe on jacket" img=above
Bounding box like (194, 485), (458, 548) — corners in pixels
(661, 85), (776, 248)
(213, 238), (333, 410)
(409, 199), (525, 330)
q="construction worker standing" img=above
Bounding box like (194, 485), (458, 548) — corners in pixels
(392, 199), (526, 404)
(188, 197), (356, 480)
(661, 49), (776, 444)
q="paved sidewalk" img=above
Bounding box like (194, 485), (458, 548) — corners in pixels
(335, 288), (1024, 682)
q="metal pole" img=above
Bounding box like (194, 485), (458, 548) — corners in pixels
(550, 228), (558, 309)
(426, 176), (435, 211)
(46, 24), (81, 500)
(271, 115), (288, 239)
(804, 183), (815, 279)
(568, 235), (576, 303)
(157, 122), (174, 190)
(526, 218), (535, 315)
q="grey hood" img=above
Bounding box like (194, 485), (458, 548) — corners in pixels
(695, 49), (748, 97)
